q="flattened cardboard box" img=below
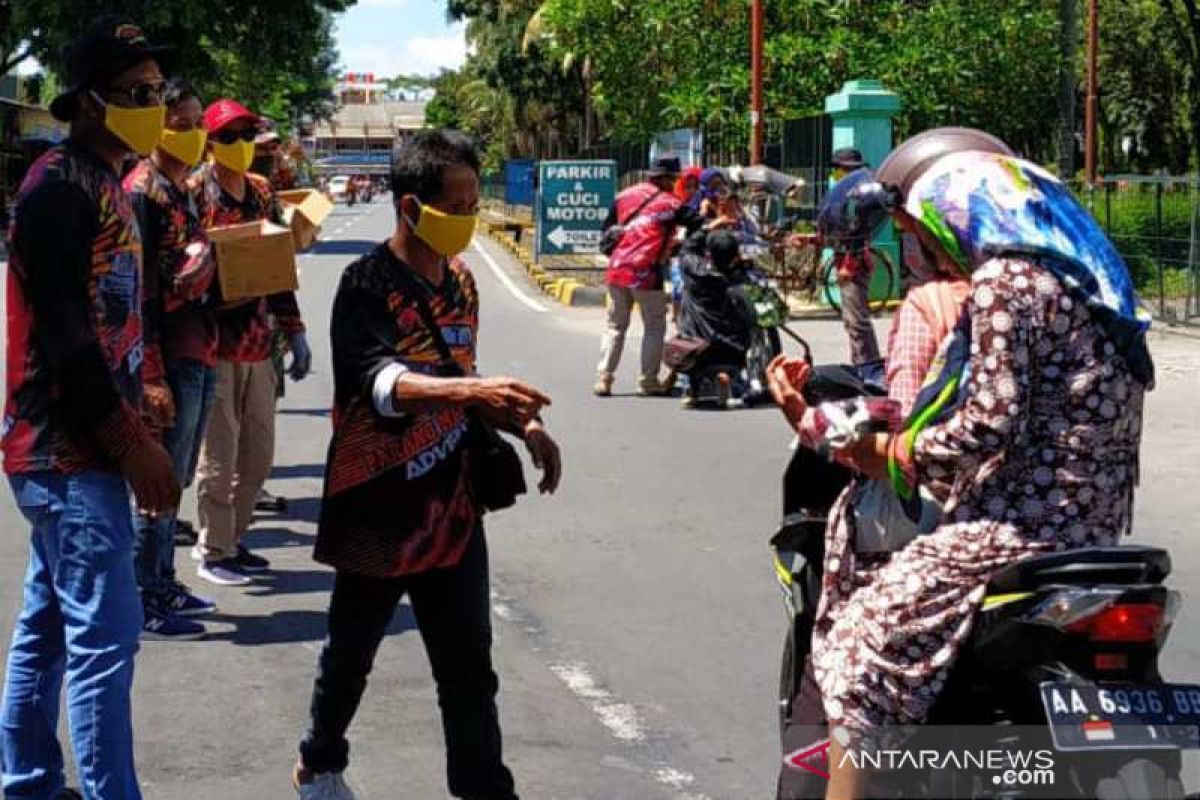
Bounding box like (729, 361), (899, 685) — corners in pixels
(278, 188), (335, 251)
(208, 220), (298, 301)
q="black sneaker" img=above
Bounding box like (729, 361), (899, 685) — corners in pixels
(254, 489), (287, 512)
(174, 518), (198, 546)
(163, 582), (218, 616)
(236, 545), (271, 573)
(55, 790), (83, 800)
(141, 601), (206, 641)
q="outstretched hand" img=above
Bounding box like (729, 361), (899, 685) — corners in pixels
(767, 354), (811, 430)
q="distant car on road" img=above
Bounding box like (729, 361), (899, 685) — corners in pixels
(328, 175), (351, 202)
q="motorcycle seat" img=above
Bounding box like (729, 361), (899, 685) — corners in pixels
(986, 545), (1171, 593)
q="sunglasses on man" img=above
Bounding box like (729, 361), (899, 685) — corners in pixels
(212, 128), (257, 145)
(101, 80), (167, 108)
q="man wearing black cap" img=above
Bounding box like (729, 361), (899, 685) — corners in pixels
(826, 149), (881, 365)
(596, 155), (700, 396)
(2, 16), (179, 800)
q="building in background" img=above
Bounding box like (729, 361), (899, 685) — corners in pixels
(307, 72), (426, 177)
(1, 74), (67, 213)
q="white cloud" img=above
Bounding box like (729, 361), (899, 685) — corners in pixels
(359, 0), (409, 7)
(339, 25), (466, 79)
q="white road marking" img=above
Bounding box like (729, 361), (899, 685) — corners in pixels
(471, 239), (548, 314)
(548, 662), (645, 743)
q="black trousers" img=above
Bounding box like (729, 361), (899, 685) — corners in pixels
(299, 528), (517, 800)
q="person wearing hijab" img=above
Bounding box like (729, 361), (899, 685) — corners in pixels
(675, 166), (702, 204)
(695, 167), (730, 217)
(768, 128), (1153, 800)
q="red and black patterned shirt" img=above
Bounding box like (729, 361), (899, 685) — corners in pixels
(316, 244), (480, 577)
(124, 158), (220, 369)
(190, 163), (304, 363)
(3, 141), (152, 475)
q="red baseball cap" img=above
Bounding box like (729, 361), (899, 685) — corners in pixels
(203, 98), (258, 133)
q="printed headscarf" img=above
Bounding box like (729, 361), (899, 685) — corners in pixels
(693, 167), (727, 210)
(905, 151), (1154, 385)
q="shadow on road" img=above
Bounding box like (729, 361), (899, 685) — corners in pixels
(253, 496), (322, 526)
(306, 240), (377, 256)
(205, 603), (417, 646)
(277, 407), (332, 418)
(269, 463), (327, 480)
(244, 526), (314, 550)
(244, 568), (334, 598)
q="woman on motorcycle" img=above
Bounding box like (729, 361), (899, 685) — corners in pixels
(769, 128), (1154, 800)
(675, 230), (755, 407)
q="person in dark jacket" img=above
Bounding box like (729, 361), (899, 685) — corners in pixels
(676, 230), (754, 407)
(2, 17), (179, 799)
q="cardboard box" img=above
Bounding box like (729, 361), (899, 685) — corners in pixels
(208, 220), (298, 301)
(278, 188), (335, 251)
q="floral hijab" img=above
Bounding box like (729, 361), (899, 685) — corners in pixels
(905, 151), (1154, 385)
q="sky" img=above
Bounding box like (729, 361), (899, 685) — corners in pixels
(335, 0), (468, 79)
(14, 0), (467, 80)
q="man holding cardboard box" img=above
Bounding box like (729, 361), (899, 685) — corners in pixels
(124, 77), (221, 639)
(190, 98), (311, 587)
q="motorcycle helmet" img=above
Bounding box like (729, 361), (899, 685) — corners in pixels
(875, 127), (1014, 203)
(816, 168), (890, 246)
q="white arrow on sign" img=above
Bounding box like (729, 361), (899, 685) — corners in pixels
(547, 226), (600, 249)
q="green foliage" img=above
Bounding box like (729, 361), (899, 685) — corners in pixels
(5, 0), (348, 128)
(441, 0), (1200, 173)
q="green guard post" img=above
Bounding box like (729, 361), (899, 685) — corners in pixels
(824, 79), (903, 304)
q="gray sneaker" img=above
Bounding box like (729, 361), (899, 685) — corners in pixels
(294, 763), (357, 800)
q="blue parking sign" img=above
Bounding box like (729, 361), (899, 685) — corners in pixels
(536, 160), (617, 256)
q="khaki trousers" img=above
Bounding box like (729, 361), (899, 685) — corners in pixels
(597, 285), (668, 381)
(195, 359), (277, 560)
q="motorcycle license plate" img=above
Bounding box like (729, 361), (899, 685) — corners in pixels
(1040, 682), (1200, 751)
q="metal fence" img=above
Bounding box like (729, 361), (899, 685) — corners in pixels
(1074, 176), (1200, 326)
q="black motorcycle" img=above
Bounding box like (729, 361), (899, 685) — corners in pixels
(773, 372), (1195, 799)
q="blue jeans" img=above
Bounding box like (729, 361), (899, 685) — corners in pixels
(133, 359), (216, 598)
(3, 471), (143, 800)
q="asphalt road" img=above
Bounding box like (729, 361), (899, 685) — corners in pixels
(0, 198), (1198, 799)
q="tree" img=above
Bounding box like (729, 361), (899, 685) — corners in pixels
(5, 0), (349, 126)
(1161, 0), (1200, 170)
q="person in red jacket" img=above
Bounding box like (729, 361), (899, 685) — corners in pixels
(595, 156), (701, 396)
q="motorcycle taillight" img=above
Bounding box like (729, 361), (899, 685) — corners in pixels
(1025, 587), (1179, 645)
(1067, 603), (1165, 643)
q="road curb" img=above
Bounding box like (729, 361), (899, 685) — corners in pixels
(480, 225), (604, 307)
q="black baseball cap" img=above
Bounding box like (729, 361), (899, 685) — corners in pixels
(50, 15), (172, 122)
(831, 148), (867, 170)
(648, 156), (682, 178)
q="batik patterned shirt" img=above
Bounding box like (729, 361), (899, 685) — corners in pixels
(316, 243), (480, 577)
(3, 142), (151, 474)
(191, 163), (304, 362)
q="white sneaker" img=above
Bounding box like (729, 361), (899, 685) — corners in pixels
(196, 558), (253, 587)
(294, 770), (357, 800)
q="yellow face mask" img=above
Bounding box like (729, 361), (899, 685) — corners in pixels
(212, 139), (255, 174)
(159, 127), (207, 167)
(91, 91), (165, 157)
(407, 202), (477, 257)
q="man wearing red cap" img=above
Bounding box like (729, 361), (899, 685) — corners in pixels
(189, 98), (311, 587)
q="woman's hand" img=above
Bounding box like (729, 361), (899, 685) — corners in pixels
(834, 433), (891, 480)
(767, 354), (811, 430)
(523, 420), (562, 495)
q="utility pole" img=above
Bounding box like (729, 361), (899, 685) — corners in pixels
(1085, 0), (1099, 185)
(1057, 0), (1078, 179)
(750, 0), (764, 164)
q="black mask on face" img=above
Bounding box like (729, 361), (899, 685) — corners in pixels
(250, 155), (275, 177)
